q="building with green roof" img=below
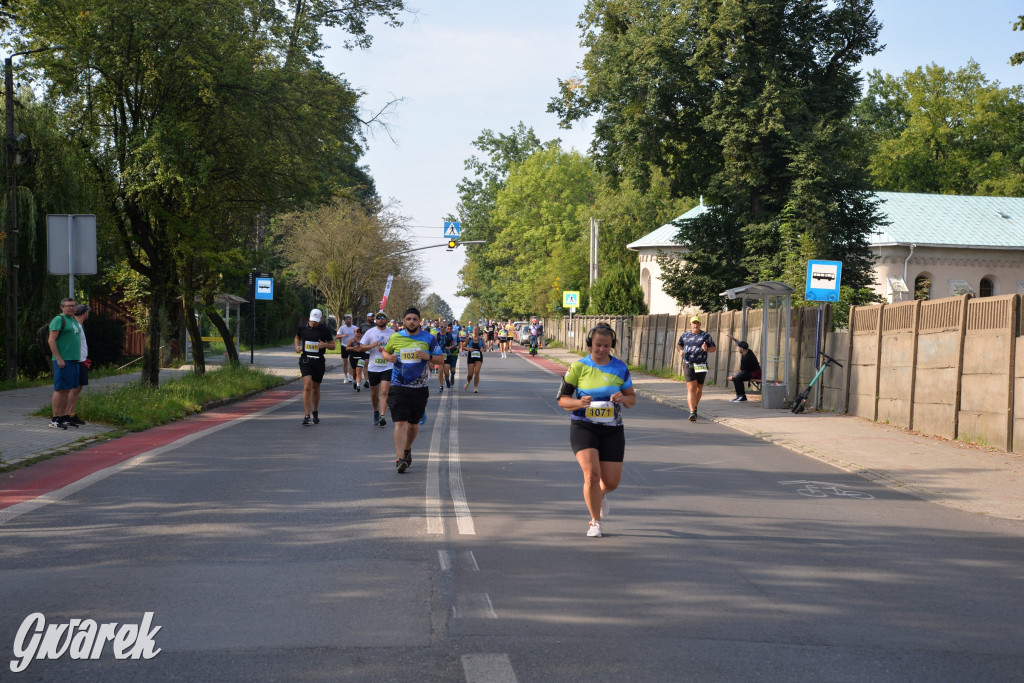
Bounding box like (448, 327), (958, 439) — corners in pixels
(627, 192), (1024, 313)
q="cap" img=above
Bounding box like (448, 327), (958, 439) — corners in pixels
(375, 311), (388, 320)
(344, 313), (352, 319)
(74, 304), (92, 316)
(737, 341), (749, 349)
(690, 316), (701, 323)
(309, 309), (323, 322)
(366, 312), (374, 318)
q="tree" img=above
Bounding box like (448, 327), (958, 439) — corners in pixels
(454, 124), (550, 317)
(418, 293), (454, 322)
(857, 62), (1024, 196)
(552, 0), (884, 311)
(15, 0), (401, 385)
(276, 195), (424, 327)
(587, 262), (647, 315)
(489, 146), (599, 315)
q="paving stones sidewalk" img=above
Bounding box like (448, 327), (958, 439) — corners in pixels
(535, 345), (1024, 522)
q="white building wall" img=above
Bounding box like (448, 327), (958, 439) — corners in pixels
(638, 249), (701, 315)
(872, 245), (1024, 301)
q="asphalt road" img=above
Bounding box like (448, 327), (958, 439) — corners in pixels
(2, 352), (1023, 681)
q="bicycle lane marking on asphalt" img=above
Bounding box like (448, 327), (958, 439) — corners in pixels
(0, 388), (300, 522)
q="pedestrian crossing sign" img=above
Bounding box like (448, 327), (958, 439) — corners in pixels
(444, 221), (461, 238)
(563, 291), (580, 308)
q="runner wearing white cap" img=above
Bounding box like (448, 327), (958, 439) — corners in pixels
(295, 308), (336, 425)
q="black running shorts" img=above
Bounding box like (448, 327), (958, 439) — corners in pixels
(683, 362), (708, 385)
(367, 369), (390, 387)
(299, 355), (326, 383)
(387, 386), (429, 423)
(569, 419), (625, 462)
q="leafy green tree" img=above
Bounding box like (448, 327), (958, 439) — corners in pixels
(418, 293), (454, 322)
(489, 146), (599, 315)
(275, 195), (423, 329)
(0, 91), (108, 377)
(587, 262), (647, 315)
(857, 62), (1024, 196)
(553, 0), (884, 311)
(454, 124), (550, 317)
(15, 0), (400, 384)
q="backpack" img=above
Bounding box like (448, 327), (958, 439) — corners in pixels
(37, 316), (65, 357)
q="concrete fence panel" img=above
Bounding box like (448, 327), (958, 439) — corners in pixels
(959, 295), (1018, 450)
(912, 297), (966, 440)
(822, 329), (849, 412)
(848, 305), (882, 420)
(877, 300), (920, 429)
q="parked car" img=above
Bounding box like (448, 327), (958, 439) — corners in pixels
(515, 322), (535, 345)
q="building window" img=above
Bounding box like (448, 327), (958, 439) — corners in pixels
(641, 268), (651, 307)
(979, 277), (994, 298)
(914, 274), (931, 301)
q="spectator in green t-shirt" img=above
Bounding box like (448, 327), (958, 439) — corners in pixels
(47, 297), (83, 429)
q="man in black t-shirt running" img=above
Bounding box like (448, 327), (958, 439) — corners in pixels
(677, 316), (716, 421)
(294, 308), (336, 425)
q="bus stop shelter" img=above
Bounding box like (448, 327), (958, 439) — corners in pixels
(720, 281), (794, 409)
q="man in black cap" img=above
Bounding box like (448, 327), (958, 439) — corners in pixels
(727, 340), (760, 403)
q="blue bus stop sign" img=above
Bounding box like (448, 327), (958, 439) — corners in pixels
(805, 260), (842, 302)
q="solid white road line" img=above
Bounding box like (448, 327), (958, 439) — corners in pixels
(461, 653), (518, 683)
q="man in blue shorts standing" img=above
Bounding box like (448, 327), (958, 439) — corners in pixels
(46, 297), (83, 429)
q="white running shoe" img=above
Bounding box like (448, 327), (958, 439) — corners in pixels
(600, 496), (609, 520)
(587, 521), (602, 538)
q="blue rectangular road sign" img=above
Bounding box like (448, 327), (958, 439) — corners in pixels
(255, 277), (274, 301)
(805, 260), (842, 302)
(444, 221), (461, 238)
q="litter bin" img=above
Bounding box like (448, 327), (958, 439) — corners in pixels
(762, 382), (788, 409)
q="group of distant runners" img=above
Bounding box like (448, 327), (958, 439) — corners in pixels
(294, 310), (542, 473)
(290, 304), (750, 539)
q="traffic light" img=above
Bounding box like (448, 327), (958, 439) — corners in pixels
(447, 239), (458, 250)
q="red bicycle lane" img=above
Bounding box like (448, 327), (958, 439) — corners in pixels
(0, 388), (299, 512)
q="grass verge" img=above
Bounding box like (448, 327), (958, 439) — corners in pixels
(35, 364), (285, 432)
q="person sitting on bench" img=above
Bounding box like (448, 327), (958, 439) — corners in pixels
(727, 341), (761, 403)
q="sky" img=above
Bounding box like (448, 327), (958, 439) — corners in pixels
(322, 0), (1024, 317)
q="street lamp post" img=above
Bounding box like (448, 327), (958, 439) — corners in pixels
(4, 45), (63, 381)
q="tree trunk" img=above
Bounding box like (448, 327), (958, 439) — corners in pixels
(141, 273), (165, 387)
(207, 306), (239, 365)
(184, 297), (206, 376)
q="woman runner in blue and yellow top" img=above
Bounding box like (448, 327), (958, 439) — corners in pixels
(557, 324), (636, 538)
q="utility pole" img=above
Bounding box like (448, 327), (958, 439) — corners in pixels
(589, 217), (600, 288)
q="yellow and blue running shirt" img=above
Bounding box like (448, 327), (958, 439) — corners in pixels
(384, 329), (442, 388)
(563, 356), (633, 426)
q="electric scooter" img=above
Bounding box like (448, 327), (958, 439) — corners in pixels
(791, 352), (843, 414)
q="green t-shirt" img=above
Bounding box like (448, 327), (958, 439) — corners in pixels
(49, 314), (82, 361)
